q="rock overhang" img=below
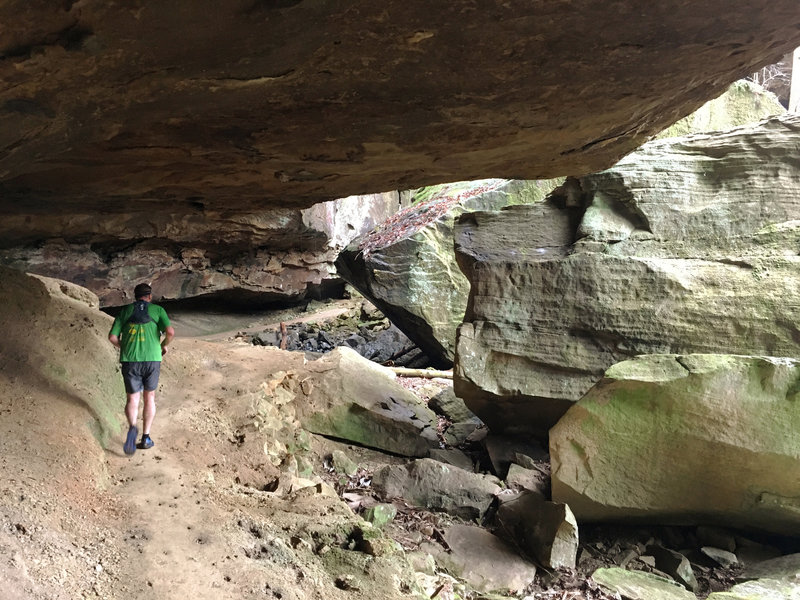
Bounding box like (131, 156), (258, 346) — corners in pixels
(2, 0), (800, 229)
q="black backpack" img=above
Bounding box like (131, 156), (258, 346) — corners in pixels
(127, 300), (153, 325)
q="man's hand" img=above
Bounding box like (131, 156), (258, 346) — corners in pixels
(161, 345), (169, 356)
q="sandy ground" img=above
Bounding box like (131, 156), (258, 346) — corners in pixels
(0, 277), (435, 600)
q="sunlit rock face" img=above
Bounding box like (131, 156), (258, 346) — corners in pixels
(336, 180), (557, 368)
(453, 114), (800, 438)
(1, 1), (799, 216)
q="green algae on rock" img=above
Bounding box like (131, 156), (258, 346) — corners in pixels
(551, 354), (800, 536)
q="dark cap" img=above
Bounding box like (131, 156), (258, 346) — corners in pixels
(133, 283), (152, 299)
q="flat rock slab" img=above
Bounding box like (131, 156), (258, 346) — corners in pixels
(592, 568), (697, 600)
(371, 458), (500, 519)
(295, 347), (439, 457)
(707, 578), (800, 599)
(427, 524), (537, 593)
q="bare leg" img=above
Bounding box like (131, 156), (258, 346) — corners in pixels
(125, 391), (141, 428)
(142, 390), (156, 436)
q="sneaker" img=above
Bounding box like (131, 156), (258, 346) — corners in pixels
(138, 435), (154, 450)
(124, 425), (138, 455)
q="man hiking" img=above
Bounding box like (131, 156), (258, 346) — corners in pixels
(108, 283), (175, 455)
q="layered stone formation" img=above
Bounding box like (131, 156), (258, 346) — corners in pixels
(1, 1), (799, 213)
(453, 114), (800, 438)
(550, 354), (800, 536)
(0, 192), (402, 306)
(334, 82), (783, 368)
(336, 179), (557, 367)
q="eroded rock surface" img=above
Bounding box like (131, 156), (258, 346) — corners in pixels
(550, 354), (800, 536)
(336, 179), (553, 367)
(3, 2), (798, 212)
(0, 193), (402, 307)
(454, 114), (800, 437)
(293, 347), (439, 457)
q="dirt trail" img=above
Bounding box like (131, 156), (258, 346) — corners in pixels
(107, 411), (235, 597)
(0, 275), (425, 600)
(98, 332), (332, 600)
(103, 339), (237, 598)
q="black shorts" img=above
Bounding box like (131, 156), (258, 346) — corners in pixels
(121, 361), (161, 394)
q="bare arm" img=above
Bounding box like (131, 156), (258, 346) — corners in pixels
(108, 333), (121, 349)
(161, 326), (175, 355)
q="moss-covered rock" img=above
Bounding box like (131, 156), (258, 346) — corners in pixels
(454, 114), (800, 438)
(592, 568), (697, 600)
(336, 179), (561, 368)
(551, 354), (800, 536)
(294, 347), (439, 457)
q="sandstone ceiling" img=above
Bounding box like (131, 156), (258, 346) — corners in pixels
(2, 1), (800, 232)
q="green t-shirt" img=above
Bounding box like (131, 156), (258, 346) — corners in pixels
(109, 302), (171, 362)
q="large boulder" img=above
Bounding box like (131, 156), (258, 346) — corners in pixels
(336, 179), (556, 367)
(454, 114), (800, 437)
(550, 354), (800, 536)
(0, 267), (125, 447)
(292, 347), (439, 457)
(337, 81), (782, 369)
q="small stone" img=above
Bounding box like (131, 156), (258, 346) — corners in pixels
(334, 575), (357, 591)
(444, 421), (481, 446)
(640, 555), (657, 568)
(647, 545), (698, 591)
(505, 463), (548, 495)
(701, 546), (739, 568)
(331, 450), (358, 476)
(615, 548), (640, 568)
(363, 503), (397, 529)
